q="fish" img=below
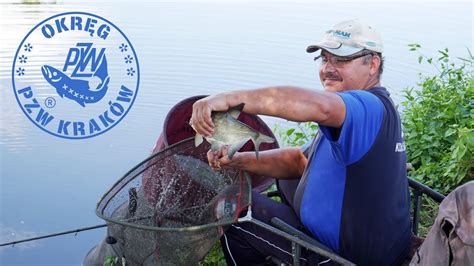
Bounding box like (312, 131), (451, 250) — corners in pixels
(41, 55), (110, 107)
(192, 103), (275, 159)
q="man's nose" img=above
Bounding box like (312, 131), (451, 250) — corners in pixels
(321, 61), (336, 73)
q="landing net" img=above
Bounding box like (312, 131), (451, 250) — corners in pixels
(96, 138), (251, 265)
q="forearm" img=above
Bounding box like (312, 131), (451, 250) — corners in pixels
(223, 86), (345, 127)
(232, 147), (307, 179)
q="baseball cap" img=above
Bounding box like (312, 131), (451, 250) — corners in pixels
(306, 19), (383, 56)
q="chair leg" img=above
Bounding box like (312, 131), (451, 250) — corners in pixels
(292, 242), (301, 266)
(413, 190), (423, 236)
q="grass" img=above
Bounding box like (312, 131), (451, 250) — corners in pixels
(199, 184), (280, 265)
(412, 194), (440, 237)
(199, 242), (226, 265)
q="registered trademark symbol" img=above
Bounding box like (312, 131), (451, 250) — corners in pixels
(45, 97), (56, 108)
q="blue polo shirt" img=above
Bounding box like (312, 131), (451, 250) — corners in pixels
(296, 87), (411, 265)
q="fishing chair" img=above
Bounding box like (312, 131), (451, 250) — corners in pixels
(261, 164), (446, 265)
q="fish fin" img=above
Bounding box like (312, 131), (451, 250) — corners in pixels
(93, 55), (108, 81)
(258, 133), (275, 144)
(228, 139), (249, 160)
(228, 103), (245, 119)
(195, 134), (204, 147)
(96, 76), (110, 91)
(252, 133), (275, 159)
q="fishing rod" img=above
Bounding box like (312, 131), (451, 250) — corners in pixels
(0, 223), (107, 247)
(0, 213), (157, 247)
(0, 210), (191, 248)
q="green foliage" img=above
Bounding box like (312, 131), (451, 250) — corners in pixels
(402, 44), (473, 194)
(273, 122), (319, 147)
(103, 256), (120, 266)
(199, 242), (226, 266)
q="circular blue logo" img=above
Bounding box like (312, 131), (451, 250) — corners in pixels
(12, 12), (139, 139)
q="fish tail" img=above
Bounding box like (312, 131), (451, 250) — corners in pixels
(94, 55), (108, 81)
(252, 133), (275, 159)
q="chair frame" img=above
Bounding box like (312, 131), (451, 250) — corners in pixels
(255, 168), (446, 265)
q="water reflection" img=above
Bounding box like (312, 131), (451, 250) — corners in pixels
(19, 0), (57, 4)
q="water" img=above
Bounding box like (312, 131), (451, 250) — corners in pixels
(0, 0), (472, 264)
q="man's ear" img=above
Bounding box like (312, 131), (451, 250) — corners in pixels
(370, 55), (381, 76)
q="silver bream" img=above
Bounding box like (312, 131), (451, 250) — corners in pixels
(193, 103), (275, 159)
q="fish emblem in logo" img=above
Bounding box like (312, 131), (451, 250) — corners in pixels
(41, 55), (110, 107)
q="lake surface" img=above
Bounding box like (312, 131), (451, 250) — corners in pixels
(0, 0), (472, 264)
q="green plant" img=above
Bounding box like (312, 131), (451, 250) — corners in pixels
(401, 44), (473, 194)
(103, 255), (120, 266)
(273, 122), (318, 147)
(199, 242), (226, 266)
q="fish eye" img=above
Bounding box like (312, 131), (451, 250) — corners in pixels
(53, 72), (57, 77)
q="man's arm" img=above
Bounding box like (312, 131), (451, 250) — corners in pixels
(191, 86), (345, 137)
(208, 147), (307, 179)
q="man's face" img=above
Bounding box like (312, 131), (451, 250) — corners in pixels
(318, 50), (379, 92)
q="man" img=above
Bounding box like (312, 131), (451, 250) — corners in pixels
(191, 19), (411, 265)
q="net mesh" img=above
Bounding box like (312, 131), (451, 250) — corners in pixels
(96, 138), (251, 265)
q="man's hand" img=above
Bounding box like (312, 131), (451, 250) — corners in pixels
(191, 94), (230, 137)
(207, 146), (241, 171)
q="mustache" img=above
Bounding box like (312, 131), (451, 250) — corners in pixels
(323, 73), (342, 81)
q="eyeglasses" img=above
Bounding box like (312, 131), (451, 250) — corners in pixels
(314, 52), (375, 67)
